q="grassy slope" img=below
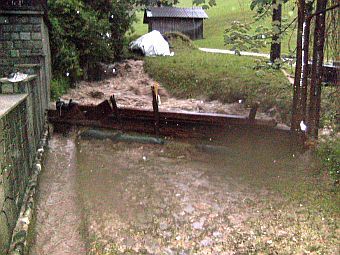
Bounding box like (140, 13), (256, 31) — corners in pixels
(132, 0), (297, 53)
(144, 37), (338, 126)
(144, 45), (293, 123)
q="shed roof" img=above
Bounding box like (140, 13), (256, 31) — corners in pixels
(144, 7), (208, 20)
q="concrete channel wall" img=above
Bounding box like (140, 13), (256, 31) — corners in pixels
(0, 6), (51, 254)
(0, 76), (48, 254)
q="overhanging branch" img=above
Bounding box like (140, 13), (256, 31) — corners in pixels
(307, 3), (340, 20)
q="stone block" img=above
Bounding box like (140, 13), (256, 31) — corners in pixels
(2, 25), (13, 32)
(1, 33), (11, 41)
(24, 41), (35, 49)
(20, 32), (31, 41)
(18, 16), (29, 24)
(0, 17), (9, 24)
(31, 49), (43, 55)
(19, 50), (31, 57)
(30, 17), (41, 24)
(14, 25), (22, 32)
(10, 50), (20, 58)
(21, 24), (33, 32)
(14, 41), (22, 49)
(32, 41), (43, 49)
(8, 16), (18, 23)
(31, 33), (42, 40)
(11, 33), (20, 40)
(33, 25), (41, 32)
(2, 41), (14, 49)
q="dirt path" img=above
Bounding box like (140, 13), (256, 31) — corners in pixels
(61, 60), (274, 121)
(30, 134), (86, 255)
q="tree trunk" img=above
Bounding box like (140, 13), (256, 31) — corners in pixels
(291, 0), (305, 131)
(308, 0), (328, 138)
(270, 0), (282, 65)
(300, 2), (313, 121)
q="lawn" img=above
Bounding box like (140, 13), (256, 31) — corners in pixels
(143, 35), (339, 126)
(144, 43), (293, 123)
(132, 0), (297, 54)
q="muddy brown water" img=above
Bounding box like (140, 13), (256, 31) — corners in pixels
(30, 134), (86, 255)
(30, 130), (338, 255)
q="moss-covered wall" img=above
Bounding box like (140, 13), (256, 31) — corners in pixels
(0, 76), (48, 254)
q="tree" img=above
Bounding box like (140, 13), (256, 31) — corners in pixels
(48, 0), (111, 83)
(291, 0), (339, 137)
(270, 0), (282, 64)
(250, 0), (288, 66)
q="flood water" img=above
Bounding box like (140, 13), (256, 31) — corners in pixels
(30, 130), (338, 255)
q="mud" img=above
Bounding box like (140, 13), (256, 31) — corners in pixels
(61, 60), (273, 121)
(29, 130), (338, 255)
(30, 134), (86, 255)
(76, 133), (338, 255)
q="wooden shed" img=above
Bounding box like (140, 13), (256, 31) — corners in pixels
(143, 7), (208, 40)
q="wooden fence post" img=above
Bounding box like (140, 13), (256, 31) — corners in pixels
(151, 85), (160, 136)
(110, 94), (122, 129)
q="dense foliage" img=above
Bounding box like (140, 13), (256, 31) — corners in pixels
(48, 0), (194, 85)
(49, 0), (113, 83)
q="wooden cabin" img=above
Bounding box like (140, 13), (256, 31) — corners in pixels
(143, 7), (208, 40)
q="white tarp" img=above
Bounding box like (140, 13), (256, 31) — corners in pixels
(129, 30), (173, 57)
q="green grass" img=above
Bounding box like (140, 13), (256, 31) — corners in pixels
(144, 37), (338, 126)
(132, 0), (297, 53)
(144, 46), (293, 123)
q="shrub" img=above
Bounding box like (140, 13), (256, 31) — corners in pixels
(48, 0), (112, 82)
(51, 77), (71, 101)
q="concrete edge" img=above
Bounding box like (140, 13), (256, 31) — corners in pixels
(8, 123), (50, 255)
(0, 94), (28, 120)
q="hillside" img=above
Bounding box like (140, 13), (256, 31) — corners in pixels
(132, 0), (296, 54)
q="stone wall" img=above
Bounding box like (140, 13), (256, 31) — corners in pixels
(0, 5), (51, 254)
(0, 97), (31, 254)
(0, 76), (48, 254)
(0, 9), (51, 100)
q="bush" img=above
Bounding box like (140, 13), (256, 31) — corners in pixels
(51, 77), (71, 101)
(317, 138), (340, 183)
